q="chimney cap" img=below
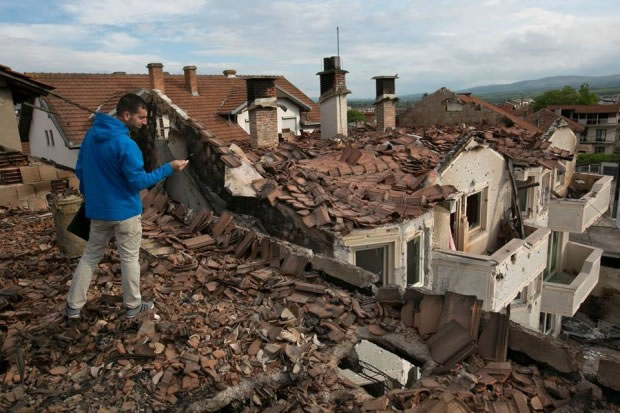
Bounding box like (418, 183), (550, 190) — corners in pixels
(112, 71), (127, 75)
(183, 65), (197, 71)
(372, 75), (399, 80)
(147, 62), (163, 68)
(223, 69), (237, 77)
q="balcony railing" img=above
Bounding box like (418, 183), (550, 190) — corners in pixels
(548, 173), (613, 233)
(541, 241), (602, 317)
(432, 226), (550, 312)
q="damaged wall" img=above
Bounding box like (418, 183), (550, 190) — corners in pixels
(437, 141), (511, 255)
(432, 226), (550, 313)
(0, 82), (21, 152)
(398, 88), (501, 128)
(333, 211), (433, 288)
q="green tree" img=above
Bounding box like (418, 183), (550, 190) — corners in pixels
(347, 109), (366, 124)
(533, 83), (599, 111)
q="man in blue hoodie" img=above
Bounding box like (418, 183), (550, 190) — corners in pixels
(66, 93), (188, 319)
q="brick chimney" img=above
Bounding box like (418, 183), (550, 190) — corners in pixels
(317, 56), (350, 139)
(183, 65), (198, 96)
(373, 75), (398, 131)
(246, 77), (278, 148)
(147, 63), (164, 92)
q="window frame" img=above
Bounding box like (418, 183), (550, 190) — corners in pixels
(352, 242), (394, 286)
(465, 186), (488, 235)
(406, 234), (424, 287)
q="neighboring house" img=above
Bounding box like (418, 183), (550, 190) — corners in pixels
(547, 104), (620, 154)
(397, 87), (541, 133)
(132, 61), (609, 338)
(25, 64), (320, 169)
(524, 108), (585, 148)
(0, 64), (53, 152)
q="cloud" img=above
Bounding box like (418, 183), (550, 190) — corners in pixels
(98, 32), (140, 50)
(61, 0), (208, 25)
(1, 1), (620, 97)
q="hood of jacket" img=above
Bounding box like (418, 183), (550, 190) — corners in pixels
(91, 113), (129, 143)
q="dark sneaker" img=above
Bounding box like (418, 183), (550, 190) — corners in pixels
(65, 303), (81, 319)
(125, 301), (154, 319)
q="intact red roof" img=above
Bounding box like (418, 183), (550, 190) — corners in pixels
(524, 108), (585, 134)
(547, 104), (620, 114)
(456, 94), (542, 133)
(28, 72), (319, 146)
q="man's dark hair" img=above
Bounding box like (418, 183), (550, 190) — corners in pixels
(116, 93), (147, 116)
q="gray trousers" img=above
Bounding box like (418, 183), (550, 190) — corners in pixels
(67, 214), (142, 310)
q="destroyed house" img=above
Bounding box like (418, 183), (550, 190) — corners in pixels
(80, 57), (609, 339)
(397, 87), (541, 133)
(23, 64), (320, 169)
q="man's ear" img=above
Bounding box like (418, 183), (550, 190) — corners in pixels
(119, 111), (129, 121)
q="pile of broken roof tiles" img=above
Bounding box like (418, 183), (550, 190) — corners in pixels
(232, 124), (572, 235)
(0, 198), (616, 412)
(0, 194), (385, 411)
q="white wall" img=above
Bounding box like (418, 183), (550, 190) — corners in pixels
(438, 143), (512, 255)
(29, 98), (79, 169)
(237, 98), (303, 135)
(0, 84), (21, 151)
(320, 95), (347, 138)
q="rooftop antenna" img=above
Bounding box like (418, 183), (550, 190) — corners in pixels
(337, 26), (340, 58)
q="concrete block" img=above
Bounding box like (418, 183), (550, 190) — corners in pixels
(19, 166), (40, 183)
(27, 199), (48, 210)
(310, 254), (378, 288)
(0, 185), (19, 203)
(508, 321), (583, 374)
(68, 177), (80, 190)
(16, 184), (36, 200)
(57, 169), (75, 179)
(38, 165), (58, 181)
(597, 355), (620, 391)
(34, 181), (52, 196)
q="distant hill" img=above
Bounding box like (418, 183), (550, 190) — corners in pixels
(394, 74), (620, 104)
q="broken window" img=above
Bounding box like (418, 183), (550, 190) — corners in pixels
(355, 245), (389, 286)
(516, 180), (528, 214)
(539, 312), (554, 335)
(544, 231), (560, 280)
(541, 173), (550, 209)
(406, 236), (422, 286)
(466, 191), (482, 229)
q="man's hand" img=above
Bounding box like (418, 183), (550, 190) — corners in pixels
(169, 160), (189, 172)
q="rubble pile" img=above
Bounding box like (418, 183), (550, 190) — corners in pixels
(0, 199), (617, 412)
(0, 198), (387, 412)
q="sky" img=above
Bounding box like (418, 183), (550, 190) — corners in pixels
(1, 0), (620, 99)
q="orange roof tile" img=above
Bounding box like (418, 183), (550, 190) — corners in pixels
(28, 72), (319, 146)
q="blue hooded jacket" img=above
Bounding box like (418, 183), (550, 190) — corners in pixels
(76, 113), (173, 221)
